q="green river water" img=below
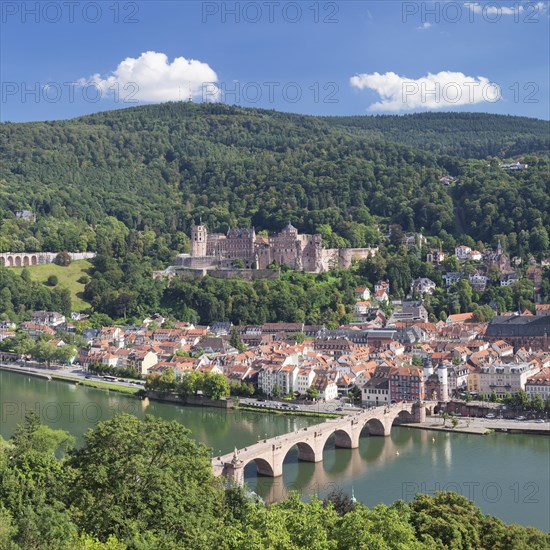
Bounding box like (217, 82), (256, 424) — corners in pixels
(1, 370), (548, 531)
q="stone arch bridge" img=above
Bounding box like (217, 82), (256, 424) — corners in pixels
(213, 402), (430, 485)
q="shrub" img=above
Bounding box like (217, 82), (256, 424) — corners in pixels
(54, 251), (72, 266)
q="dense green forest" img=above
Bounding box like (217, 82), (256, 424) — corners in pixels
(0, 104), (548, 257)
(1, 412), (548, 549)
(324, 112), (550, 158)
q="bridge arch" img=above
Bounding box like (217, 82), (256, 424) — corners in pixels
(332, 428), (353, 448)
(7, 256), (14, 267)
(243, 456), (275, 478)
(282, 440), (318, 464)
(362, 417), (388, 436)
(15, 256), (21, 267)
(31, 255), (37, 265)
(23, 255), (30, 266)
(392, 409), (415, 425)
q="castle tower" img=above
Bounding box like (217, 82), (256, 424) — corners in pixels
(191, 223), (207, 257)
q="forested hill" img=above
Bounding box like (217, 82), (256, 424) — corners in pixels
(0, 103), (548, 255)
(323, 112), (550, 158)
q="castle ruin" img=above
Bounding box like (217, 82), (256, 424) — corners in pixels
(178, 223), (377, 274)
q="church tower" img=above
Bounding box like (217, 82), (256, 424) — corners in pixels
(191, 223), (207, 257)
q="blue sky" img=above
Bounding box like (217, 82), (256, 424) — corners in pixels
(1, 1), (549, 122)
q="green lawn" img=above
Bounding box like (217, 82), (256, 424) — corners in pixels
(12, 260), (92, 311)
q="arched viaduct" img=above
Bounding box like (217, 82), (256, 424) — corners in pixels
(0, 253), (40, 267)
(213, 402), (430, 485)
(0, 251), (96, 267)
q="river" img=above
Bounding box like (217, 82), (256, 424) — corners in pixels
(1, 370), (548, 531)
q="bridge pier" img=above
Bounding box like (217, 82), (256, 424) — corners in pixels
(222, 461), (245, 486)
(412, 402), (426, 423)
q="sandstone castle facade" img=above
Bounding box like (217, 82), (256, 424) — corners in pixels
(178, 223), (377, 273)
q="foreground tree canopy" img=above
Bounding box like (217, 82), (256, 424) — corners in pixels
(0, 412), (548, 549)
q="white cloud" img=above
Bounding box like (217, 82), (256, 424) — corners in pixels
(77, 51), (219, 102)
(350, 71), (501, 112)
(417, 22), (432, 30)
(464, 2), (547, 16)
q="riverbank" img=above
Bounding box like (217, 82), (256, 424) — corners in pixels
(403, 417), (550, 436)
(236, 405), (339, 419)
(401, 422), (489, 435)
(1, 364), (338, 417)
(0, 363), (140, 395)
(52, 374), (141, 395)
(0, 364), (52, 381)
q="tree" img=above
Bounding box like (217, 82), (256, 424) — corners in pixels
(389, 224), (405, 247)
(409, 492), (486, 549)
(20, 268), (31, 283)
(0, 412), (77, 548)
(178, 371), (204, 397)
(272, 384), (282, 398)
(67, 414), (223, 546)
(472, 305), (496, 323)
(54, 251), (72, 266)
(531, 394), (544, 413)
(46, 274), (59, 287)
(158, 369), (177, 394)
(333, 501), (421, 549)
(230, 328), (245, 351)
(232, 259), (245, 269)
(203, 373), (230, 400)
(322, 489), (356, 516)
(515, 390), (530, 409)
(290, 332), (305, 344)
(306, 387), (319, 400)
(348, 386), (362, 403)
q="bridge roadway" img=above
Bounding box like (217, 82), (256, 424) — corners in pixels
(212, 401), (431, 485)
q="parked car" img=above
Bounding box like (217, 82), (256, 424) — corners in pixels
(486, 413), (495, 419)
(515, 416), (526, 421)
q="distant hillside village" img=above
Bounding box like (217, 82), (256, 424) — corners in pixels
(429, 239), (546, 296)
(2, 306), (549, 407)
